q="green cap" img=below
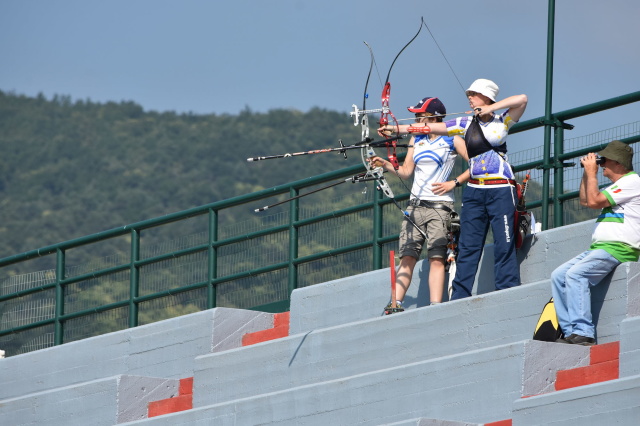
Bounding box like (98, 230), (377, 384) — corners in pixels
(598, 140), (633, 171)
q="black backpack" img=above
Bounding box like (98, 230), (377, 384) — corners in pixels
(533, 297), (564, 341)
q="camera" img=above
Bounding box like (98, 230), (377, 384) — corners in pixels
(580, 156), (605, 167)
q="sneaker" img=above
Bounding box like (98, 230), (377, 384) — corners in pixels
(565, 333), (596, 346)
(384, 302), (404, 315)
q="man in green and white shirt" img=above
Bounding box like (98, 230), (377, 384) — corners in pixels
(551, 140), (639, 346)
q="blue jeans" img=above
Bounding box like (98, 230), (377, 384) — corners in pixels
(451, 185), (520, 299)
(550, 249), (621, 339)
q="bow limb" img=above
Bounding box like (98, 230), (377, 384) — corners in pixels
(359, 41), (376, 143)
(377, 18), (425, 169)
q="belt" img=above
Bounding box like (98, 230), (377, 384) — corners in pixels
(409, 199), (453, 213)
(469, 178), (516, 186)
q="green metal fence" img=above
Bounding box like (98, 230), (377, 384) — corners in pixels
(0, 92), (639, 357)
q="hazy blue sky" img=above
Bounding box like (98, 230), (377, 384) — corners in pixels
(2, 0), (639, 154)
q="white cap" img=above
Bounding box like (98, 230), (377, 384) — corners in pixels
(466, 79), (499, 102)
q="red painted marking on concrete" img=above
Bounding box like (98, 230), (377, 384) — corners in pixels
(179, 376), (193, 396)
(484, 420), (512, 426)
(242, 312), (290, 346)
(148, 395), (192, 417)
(589, 341), (620, 364)
(555, 359), (619, 390)
(148, 377), (194, 418)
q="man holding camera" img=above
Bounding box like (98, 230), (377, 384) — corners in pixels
(551, 140), (639, 345)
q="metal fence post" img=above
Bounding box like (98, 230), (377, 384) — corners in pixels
(208, 208), (218, 309)
(129, 229), (140, 328)
(54, 248), (65, 346)
(288, 187), (299, 297)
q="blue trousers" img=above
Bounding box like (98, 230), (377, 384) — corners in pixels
(550, 249), (620, 339)
(451, 185), (520, 299)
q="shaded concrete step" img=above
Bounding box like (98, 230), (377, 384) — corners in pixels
(0, 307), (272, 400)
(119, 340), (589, 426)
(0, 375), (179, 426)
(511, 373), (640, 425)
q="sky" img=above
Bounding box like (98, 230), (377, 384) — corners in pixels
(1, 0), (639, 156)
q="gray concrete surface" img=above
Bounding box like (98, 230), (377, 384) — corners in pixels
(0, 307), (271, 400)
(511, 373), (640, 426)
(290, 220), (603, 334)
(620, 316), (640, 378)
(384, 420), (482, 426)
(120, 341), (590, 426)
(193, 283), (598, 407)
(0, 375), (179, 426)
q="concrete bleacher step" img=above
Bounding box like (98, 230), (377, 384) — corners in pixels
(192, 274), (636, 408)
(0, 307), (273, 401)
(143, 313), (289, 419)
(0, 375), (180, 426)
(510, 317), (640, 425)
(289, 221), (601, 335)
(383, 418), (506, 425)
(118, 340), (590, 425)
(511, 373), (640, 425)
(484, 320), (640, 425)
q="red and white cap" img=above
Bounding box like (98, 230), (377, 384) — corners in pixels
(407, 97), (447, 117)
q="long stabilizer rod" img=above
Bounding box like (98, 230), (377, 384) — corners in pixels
(247, 136), (405, 162)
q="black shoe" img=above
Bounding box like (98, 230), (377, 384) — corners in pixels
(565, 333), (596, 346)
(555, 336), (571, 344)
(384, 302), (404, 315)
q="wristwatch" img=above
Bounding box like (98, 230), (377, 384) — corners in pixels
(453, 178), (461, 187)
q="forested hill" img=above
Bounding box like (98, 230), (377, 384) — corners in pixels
(0, 91), (365, 257)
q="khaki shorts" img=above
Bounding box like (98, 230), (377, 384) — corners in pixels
(398, 202), (455, 260)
